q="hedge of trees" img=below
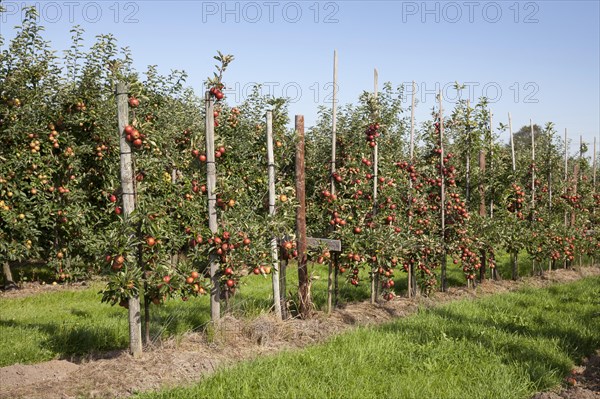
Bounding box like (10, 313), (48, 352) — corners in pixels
(2, 9), (598, 322)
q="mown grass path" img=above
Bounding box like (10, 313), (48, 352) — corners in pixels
(135, 276), (600, 399)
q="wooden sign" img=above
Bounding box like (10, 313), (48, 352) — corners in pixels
(307, 237), (342, 252)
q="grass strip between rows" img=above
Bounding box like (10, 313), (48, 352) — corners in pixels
(135, 277), (600, 399)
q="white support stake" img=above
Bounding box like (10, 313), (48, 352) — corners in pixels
(266, 111), (282, 320)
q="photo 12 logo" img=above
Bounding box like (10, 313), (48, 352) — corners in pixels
(402, 81), (540, 104)
(400, 1), (540, 23)
(201, 1), (340, 23)
(205, 81), (339, 104)
(207, 81), (538, 105)
(1, 2), (140, 24)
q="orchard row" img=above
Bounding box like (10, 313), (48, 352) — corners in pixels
(1, 11), (598, 321)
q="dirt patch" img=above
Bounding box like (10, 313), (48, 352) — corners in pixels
(532, 350), (600, 399)
(0, 266), (598, 399)
(0, 360), (80, 388)
(0, 279), (97, 299)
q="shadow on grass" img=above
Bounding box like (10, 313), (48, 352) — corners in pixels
(0, 318), (128, 358)
(0, 298), (214, 360)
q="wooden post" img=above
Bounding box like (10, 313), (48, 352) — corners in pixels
(205, 91), (220, 323)
(564, 129), (569, 269)
(489, 111), (495, 220)
(333, 252), (339, 307)
(371, 68), (379, 304)
(571, 137), (582, 266)
(547, 125), (553, 272)
(170, 169), (179, 267)
(531, 120), (536, 207)
(593, 136), (597, 267)
(116, 82), (142, 358)
(478, 150), (487, 219)
(410, 81), (416, 161)
(530, 120), (536, 275)
(571, 164), (579, 228)
(331, 51), (339, 190)
(565, 128), (569, 229)
(593, 137), (597, 189)
(508, 112), (518, 280)
(295, 115), (311, 318)
(478, 150), (487, 281)
(465, 99), (471, 206)
(279, 258), (288, 319)
(266, 111), (282, 320)
(439, 92), (447, 292)
(408, 80), (416, 297)
(489, 111), (498, 280)
(327, 50), (338, 314)
(570, 158), (579, 265)
(509, 113), (516, 173)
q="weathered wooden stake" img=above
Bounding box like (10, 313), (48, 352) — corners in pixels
(571, 163), (579, 228)
(408, 80), (416, 297)
(531, 120), (536, 207)
(489, 111), (495, 220)
(564, 128), (569, 231)
(593, 136), (596, 267)
(371, 68), (379, 304)
(439, 92), (447, 292)
(530, 119), (537, 275)
(478, 149), (487, 281)
(327, 50), (338, 314)
(465, 99), (471, 206)
(593, 136), (597, 189)
(508, 113), (518, 280)
(548, 146), (553, 273)
(266, 111), (282, 320)
(116, 82), (142, 357)
(488, 111), (500, 280)
(171, 169), (179, 267)
(205, 91), (220, 323)
(280, 258), (288, 319)
(509, 113), (516, 172)
(333, 252), (339, 307)
(295, 115), (311, 318)
(410, 81), (416, 161)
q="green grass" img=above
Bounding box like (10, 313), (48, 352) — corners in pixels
(0, 255), (592, 367)
(135, 277), (600, 399)
(0, 284), (214, 367)
(0, 284), (128, 366)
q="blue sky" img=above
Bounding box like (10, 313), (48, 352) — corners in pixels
(1, 1), (599, 155)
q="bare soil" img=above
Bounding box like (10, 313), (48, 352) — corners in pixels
(532, 350), (600, 399)
(1, 267), (599, 399)
(0, 279), (98, 299)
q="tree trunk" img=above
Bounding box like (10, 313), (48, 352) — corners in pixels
(2, 261), (17, 289)
(511, 251), (519, 280)
(295, 115), (312, 318)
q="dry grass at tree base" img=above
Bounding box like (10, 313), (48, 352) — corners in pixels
(0, 266), (599, 399)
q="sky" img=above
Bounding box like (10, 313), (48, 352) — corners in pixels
(1, 0), (599, 156)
